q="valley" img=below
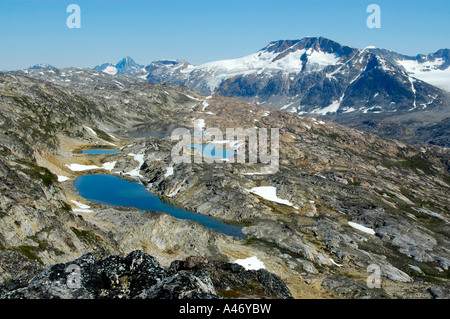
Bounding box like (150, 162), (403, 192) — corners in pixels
(0, 69), (449, 299)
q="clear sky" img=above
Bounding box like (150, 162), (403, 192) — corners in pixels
(0, 0), (449, 70)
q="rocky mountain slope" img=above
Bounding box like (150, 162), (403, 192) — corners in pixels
(0, 71), (295, 299)
(130, 95), (450, 298)
(10, 67), (145, 91)
(0, 70), (449, 299)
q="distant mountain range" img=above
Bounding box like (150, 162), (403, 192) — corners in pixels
(27, 64), (58, 70)
(11, 36), (450, 146)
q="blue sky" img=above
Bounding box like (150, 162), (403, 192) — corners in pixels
(0, 0), (449, 70)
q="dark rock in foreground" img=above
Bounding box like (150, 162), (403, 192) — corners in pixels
(0, 250), (293, 299)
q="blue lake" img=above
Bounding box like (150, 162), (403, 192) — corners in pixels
(190, 144), (235, 159)
(73, 174), (246, 238)
(82, 149), (121, 155)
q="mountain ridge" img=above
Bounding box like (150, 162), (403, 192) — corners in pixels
(11, 36), (450, 146)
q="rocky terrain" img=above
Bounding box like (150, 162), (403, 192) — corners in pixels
(1, 250), (292, 299)
(0, 70), (449, 299)
(10, 67), (145, 91)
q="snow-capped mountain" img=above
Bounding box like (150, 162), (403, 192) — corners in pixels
(144, 37), (448, 116)
(391, 49), (450, 92)
(146, 37), (352, 94)
(93, 56), (146, 77)
(143, 37), (449, 145)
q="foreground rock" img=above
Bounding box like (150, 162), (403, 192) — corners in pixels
(0, 250), (292, 299)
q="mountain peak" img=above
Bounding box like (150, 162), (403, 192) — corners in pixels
(116, 56), (138, 68)
(262, 37), (354, 56)
(93, 57), (144, 75)
(114, 56), (144, 72)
